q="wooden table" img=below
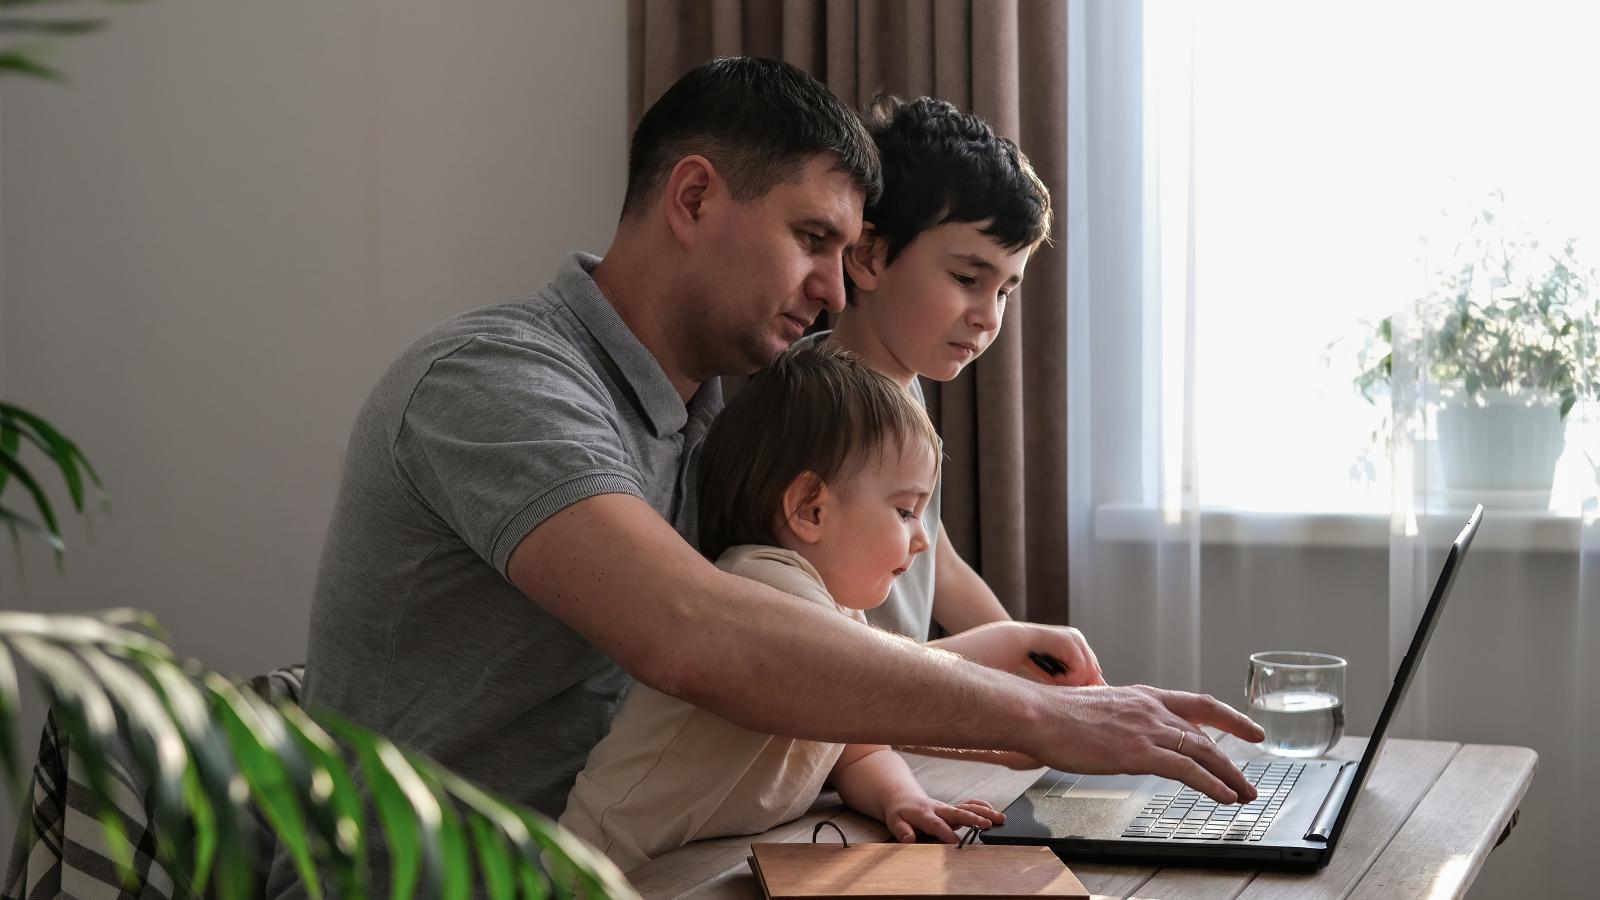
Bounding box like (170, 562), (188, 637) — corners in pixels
(626, 733), (1536, 899)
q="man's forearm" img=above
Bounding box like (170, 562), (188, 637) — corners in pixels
(509, 494), (1042, 753)
(664, 565), (1043, 750)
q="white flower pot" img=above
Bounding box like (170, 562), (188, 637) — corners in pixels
(1435, 388), (1564, 504)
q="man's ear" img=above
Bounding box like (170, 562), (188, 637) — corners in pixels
(843, 227), (889, 292)
(779, 471), (830, 545)
(662, 155), (718, 247)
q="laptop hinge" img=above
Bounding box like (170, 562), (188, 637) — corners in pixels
(1304, 762), (1357, 842)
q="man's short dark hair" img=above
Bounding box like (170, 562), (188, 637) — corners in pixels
(623, 57), (882, 219)
(862, 95), (1052, 265)
(696, 341), (940, 561)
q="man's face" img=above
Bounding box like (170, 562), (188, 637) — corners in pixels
(854, 220), (1032, 383)
(685, 155), (865, 376)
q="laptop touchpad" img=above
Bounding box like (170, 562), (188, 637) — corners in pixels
(1050, 773), (1148, 800)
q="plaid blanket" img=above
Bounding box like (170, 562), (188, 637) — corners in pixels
(2, 665), (305, 900)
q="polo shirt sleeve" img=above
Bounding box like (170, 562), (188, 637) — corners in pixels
(393, 335), (647, 577)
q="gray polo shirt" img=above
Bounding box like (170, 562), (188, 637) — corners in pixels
(272, 252), (719, 896)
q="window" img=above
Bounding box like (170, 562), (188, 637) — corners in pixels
(1137, 0), (1600, 515)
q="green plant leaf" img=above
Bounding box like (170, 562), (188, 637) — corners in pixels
(174, 762), (219, 897)
(468, 812), (517, 900)
(91, 606), (172, 643)
(77, 647), (222, 896)
(204, 672), (323, 899)
(18, 619), (221, 897)
(412, 762), (473, 900)
(0, 444), (62, 559)
(0, 505), (64, 553)
(0, 400), (109, 512)
(522, 805), (637, 900)
(0, 48), (60, 78)
(0, 610), (169, 656)
(0, 611), (632, 900)
(0, 17), (105, 34)
(320, 714), (433, 900)
(6, 634), (137, 880)
(0, 641), (21, 797)
(0, 418), (18, 496)
(79, 648), (189, 824)
(428, 767), (552, 899)
(0, 0), (128, 7)
(134, 653), (252, 899)
(278, 702), (368, 899)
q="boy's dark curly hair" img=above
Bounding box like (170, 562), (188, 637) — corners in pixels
(861, 95), (1052, 266)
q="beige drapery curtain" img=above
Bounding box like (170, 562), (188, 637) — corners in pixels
(627, 0), (1070, 626)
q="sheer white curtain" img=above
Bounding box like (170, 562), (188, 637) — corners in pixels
(1067, 2), (1599, 896)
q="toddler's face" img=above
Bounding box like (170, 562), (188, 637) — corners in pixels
(808, 438), (939, 610)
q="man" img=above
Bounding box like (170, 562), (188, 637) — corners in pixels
(272, 57), (1261, 895)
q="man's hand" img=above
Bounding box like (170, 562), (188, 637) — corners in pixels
(1024, 684), (1267, 804)
(931, 621), (1106, 687)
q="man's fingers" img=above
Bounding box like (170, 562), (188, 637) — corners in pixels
(1153, 749), (1239, 804)
(1172, 728), (1257, 803)
(1163, 690), (1266, 743)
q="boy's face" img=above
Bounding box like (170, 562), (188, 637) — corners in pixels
(798, 439), (937, 611)
(846, 220), (1032, 383)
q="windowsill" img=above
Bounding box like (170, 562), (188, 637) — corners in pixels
(1094, 502), (1595, 552)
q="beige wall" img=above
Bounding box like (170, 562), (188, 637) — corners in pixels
(1, 0), (625, 658)
(0, 1), (627, 852)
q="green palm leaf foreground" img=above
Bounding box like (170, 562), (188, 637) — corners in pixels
(0, 405), (639, 897)
(0, 612), (640, 900)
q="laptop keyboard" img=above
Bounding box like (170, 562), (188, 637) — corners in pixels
(1121, 760), (1304, 841)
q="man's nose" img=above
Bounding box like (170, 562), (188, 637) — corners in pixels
(807, 257), (848, 315)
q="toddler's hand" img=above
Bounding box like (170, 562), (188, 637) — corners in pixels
(883, 794), (1006, 844)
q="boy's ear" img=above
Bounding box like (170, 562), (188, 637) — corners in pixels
(843, 227), (889, 292)
(779, 471), (830, 544)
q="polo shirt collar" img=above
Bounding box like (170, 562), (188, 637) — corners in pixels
(556, 252), (703, 438)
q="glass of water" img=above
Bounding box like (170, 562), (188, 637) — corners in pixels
(1246, 651), (1346, 757)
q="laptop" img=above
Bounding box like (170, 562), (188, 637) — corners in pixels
(982, 505), (1482, 869)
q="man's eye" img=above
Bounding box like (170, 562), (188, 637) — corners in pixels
(952, 273), (978, 287)
(800, 231), (824, 249)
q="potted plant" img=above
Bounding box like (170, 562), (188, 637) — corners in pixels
(1354, 203), (1597, 505)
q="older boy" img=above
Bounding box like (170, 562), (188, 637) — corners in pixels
(809, 96), (1098, 690)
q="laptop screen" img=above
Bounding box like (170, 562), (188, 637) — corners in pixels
(1324, 505), (1482, 848)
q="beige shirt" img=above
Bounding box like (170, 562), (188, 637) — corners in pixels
(558, 545), (868, 872)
